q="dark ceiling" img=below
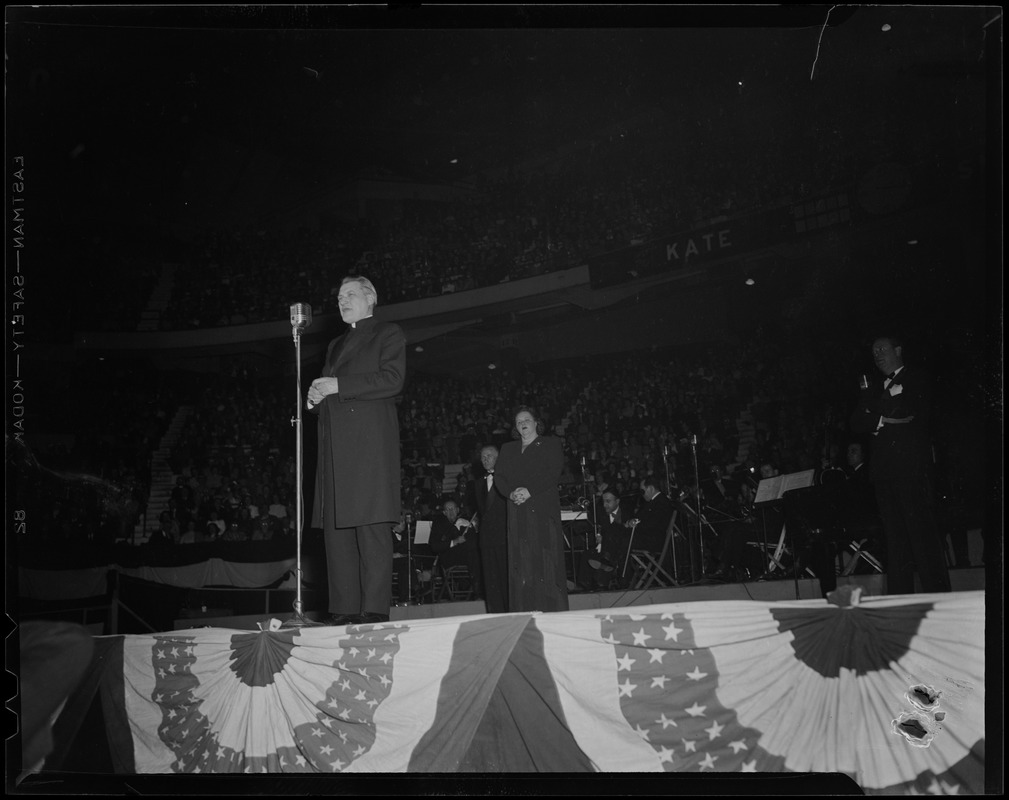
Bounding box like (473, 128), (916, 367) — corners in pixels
(6, 5), (1000, 361)
(8, 5), (996, 225)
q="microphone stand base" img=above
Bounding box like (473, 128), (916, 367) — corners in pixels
(280, 611), (323, 629)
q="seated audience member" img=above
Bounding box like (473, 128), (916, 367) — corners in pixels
(207, 510), (227, 538)
(250, 516), (272, 541)
(222, 521), (247, 542)
(178, 520), (199, 544)
(147, 527), (174, 547)
(204, 518), (222, 542)
(158, 510), (180, 542)
(268, 495), (289, 519)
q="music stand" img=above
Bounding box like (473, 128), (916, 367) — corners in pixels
(411, 520), (434, 603)
(393, 515), (419, 606)
(752, 469), (815, 598)
(661, 447), (682, 582)
(414, 519), (432, 546)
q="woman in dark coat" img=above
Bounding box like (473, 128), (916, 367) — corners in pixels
(494, 406), (568, 612)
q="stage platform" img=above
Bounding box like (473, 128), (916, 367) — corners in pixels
(18, 589), (987, 790)
(173, 566), (986, 631)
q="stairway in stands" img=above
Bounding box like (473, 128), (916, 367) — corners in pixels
(134, 405), (193, 542)
(442, 463), (464, 496)
(136, 263), (178, 332)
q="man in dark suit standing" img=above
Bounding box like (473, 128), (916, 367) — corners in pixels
(849, 335), (950, 594)
(429, 498), (483, 597)
(474, 444), (508, 612)
(308, 276), (406, 625)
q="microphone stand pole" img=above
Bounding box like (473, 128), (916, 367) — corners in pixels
(760, 506), (772, 579)
(690, 434), (707, 579)
(582, 457), (595, 550)
(662, 447), (680, 584)
(405, 512), (413, 605)
(282, 313), (318, 629)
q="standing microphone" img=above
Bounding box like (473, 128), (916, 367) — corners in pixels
(290, 302), (313, 331)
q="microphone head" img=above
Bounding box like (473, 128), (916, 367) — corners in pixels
(290, 303), (313, 329)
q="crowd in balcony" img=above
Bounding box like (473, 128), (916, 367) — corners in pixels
(14, 363), (186, 564)
(22, 315), (857, 544)
(20, 314), (970, 578)
(146, 108), (862, 332)
(423, 328), (859, 520)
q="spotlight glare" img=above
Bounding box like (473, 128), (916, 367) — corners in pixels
(487, 363), (497, 370)
(745, 277), (756, 286)
(882, 23), (892, 32)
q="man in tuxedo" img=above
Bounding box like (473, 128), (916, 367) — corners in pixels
(849, 335), (950, 594)
(308, 276), (406, 625)
(578, 488), (631, 590)
(429, 498), (483, 597)
(629, 476), (675, 557)
(596, 489), (631, 566)
(474, 445), (508, 612)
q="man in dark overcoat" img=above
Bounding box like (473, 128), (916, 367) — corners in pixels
(308, 276), (406, 624)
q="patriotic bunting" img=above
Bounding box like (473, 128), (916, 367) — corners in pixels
(93, 591), (983, 791)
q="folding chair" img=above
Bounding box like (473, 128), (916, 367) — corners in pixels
(774, 522), (818, 578)
(412, 562), (438, 604)
(436, 563), (474, 602)
(624, 512), (681, 590)
(840, 538), (884, 575)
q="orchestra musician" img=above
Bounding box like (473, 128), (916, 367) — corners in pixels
(577, 488), (631, 591)
(625, 476), (675, 567)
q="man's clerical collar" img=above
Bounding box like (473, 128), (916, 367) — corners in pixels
(351, 315), (374, 329)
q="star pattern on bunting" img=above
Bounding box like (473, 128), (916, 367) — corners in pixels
(600, 611), (788, 773)
(147, 623), (405, 773)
